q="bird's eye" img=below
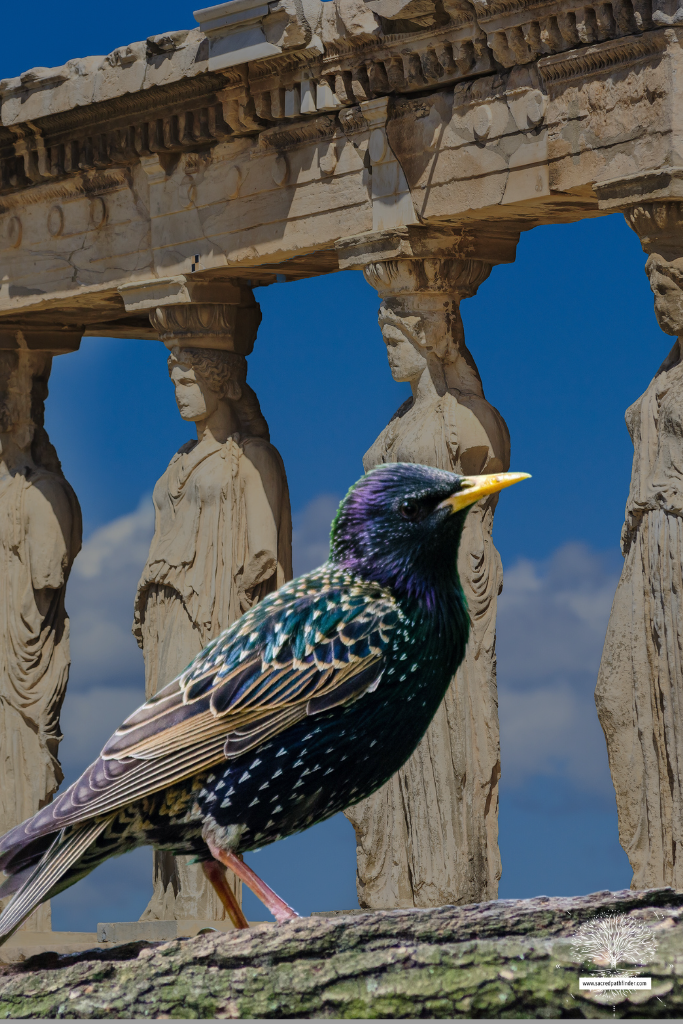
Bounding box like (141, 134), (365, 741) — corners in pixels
(399, 499), (420, 520)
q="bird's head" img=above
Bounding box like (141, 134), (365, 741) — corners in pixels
(330, 463), (529, 611)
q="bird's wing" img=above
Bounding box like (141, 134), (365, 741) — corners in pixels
(103, 571), (400, 761)
(2, 570), (402, 852)
(104, 575), (399, 761)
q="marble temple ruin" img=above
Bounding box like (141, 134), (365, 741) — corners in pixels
(2, 0), (683, 930)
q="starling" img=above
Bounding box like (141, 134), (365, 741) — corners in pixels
(0, 463), (528, 938)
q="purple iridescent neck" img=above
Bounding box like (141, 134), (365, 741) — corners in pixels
(330, 470), (467, 621)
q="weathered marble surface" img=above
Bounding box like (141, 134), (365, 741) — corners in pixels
(0, 350), (81, 932)
(135, 300), (292, 924)
(2, 1), (683, 339)
(345, 256), (509, 909)
(597, 201), (683, 892)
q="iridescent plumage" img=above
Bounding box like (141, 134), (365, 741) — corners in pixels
(0, 463), (527, 937)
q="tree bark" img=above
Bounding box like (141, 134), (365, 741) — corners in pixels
(1, 888), (683, 1018)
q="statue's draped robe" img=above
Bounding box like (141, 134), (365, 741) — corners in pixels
(345, 389), (507, 908)
(596, 339), (683, 889)
(134, 433), (292, 921)
(0, 465), (81, 930)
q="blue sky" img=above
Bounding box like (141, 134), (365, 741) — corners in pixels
(2, 4), (673, 931)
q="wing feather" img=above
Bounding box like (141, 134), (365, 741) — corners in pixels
(0, 818), (114, 941)
(104, 587), (400, 768)
(0, 578), (403, 853)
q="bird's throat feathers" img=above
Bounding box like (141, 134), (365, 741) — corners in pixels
(330, 465), (470, 637)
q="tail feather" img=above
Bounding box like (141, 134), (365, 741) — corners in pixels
(0, 866), (35, 900)
(0, 817), (112, 944)
(0, 834), (54, 880)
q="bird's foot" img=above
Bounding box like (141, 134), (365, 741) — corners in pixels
(202, 859), (249, 929)
(207, 840), (300, 924)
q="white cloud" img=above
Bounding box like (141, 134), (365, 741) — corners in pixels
(75, 500), (154, 580)
(292, 493), (340, 576)
(497, 543), (620, 683)
(66, 496), (154, 692)
(59, 498), (154, 779)
(496, 542), (622, 799)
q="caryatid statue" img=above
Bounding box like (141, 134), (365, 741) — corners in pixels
(135, 293), (292, 924)
(596, 202), (683, 890)
(345, 257), (510, 909)
(0, 347), (82, 931)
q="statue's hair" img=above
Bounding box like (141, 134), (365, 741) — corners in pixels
(377, 299), (484, 396)
(168, 346), (270, 440)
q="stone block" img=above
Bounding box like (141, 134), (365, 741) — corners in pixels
(0, 932), (104, 965)
(96, 920), (271, 943)
(97, 921), (178, 943)
(194, 0), (281, 70)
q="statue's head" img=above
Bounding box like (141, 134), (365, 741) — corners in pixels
(167, 346), (269, 440)
(645, 255), (683, 336)
(363, 258), (491, 394)
(626, 202), (683, 336)
(168, 347), (245, 419)
(377, 303), (433, 385)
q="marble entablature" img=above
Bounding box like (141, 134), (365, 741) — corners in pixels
(1, 0), (681, 342)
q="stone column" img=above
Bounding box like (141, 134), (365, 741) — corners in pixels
(596, 201), (683, 890)
(337, 228), (517, 908)
(0, 328), (82, 931)
(118, 279), (293, 926)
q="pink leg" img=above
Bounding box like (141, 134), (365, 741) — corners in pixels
(206, 840), (300, 924)
(202, 858), (249, 930)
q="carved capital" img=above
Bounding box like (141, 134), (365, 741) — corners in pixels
(625, 201), (683, 261)
(150, 299), (262, 354)
(363, 257), (492, 304)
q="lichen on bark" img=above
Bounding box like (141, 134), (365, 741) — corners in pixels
(1, 888), (683, 1018)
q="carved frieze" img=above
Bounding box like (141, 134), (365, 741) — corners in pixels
(0, 0), (679, 205)
(473, 0), (653, 68)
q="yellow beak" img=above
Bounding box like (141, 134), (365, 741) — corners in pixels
(438, 472), (531, 513)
